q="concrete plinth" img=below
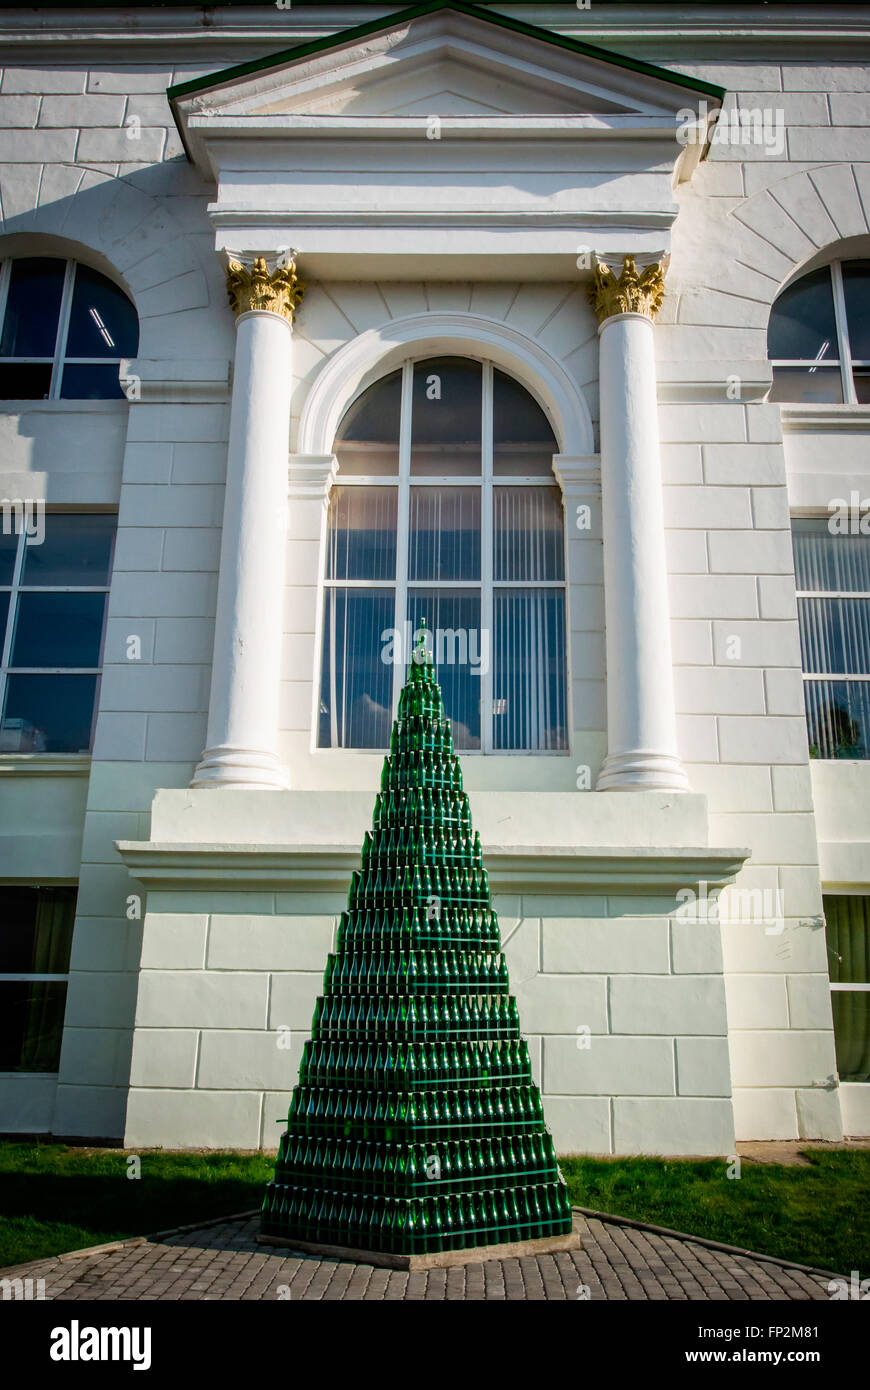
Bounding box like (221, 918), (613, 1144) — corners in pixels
(256, 1227), (582, 1270)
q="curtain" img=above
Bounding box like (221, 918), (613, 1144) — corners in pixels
(825, 896), (870, 1083)
(494, 588), (567, 751)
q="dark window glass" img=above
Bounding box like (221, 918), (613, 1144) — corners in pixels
(804, 680), (870, 760)
(65, 263), (139, 359)
(0, 591), (9, 637)
(767, 267), (838, 361)
(0, 886), (75, 973)
(319, 588), (394, 749)
(842, 260), (870, 361)
(335, 369), (401, 477)
(407, 588), (482, 750)
(0, 362), (53, 400)
(408, 488), (481, 582)
(1, 673), (99, 752)
(0, 981), (68, 1071)
(11, 592), (107, 668)
(60, 363), (124, 400)
(824, 896), (870, 1082)
(411, 357), (482, 475)
(493, 369), (557, 475)
(0, 529), (15, 584)
(21, 514), (115, 586)
(325, 488), (397, 582)
(0, 258), (65, 358)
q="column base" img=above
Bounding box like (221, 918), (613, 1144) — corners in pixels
(596, 749), (690, 792)
(190, 745), (290, 791)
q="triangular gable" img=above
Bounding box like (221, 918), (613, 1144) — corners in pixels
(169, 1), (724, 154)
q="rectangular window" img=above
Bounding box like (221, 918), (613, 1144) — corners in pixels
(0, 513), (115, 753)
(824, 895), (870, 1084)
(0, 886), (76, 1072)
(792, 519), (870, 759)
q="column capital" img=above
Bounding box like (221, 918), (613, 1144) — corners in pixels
(586, 255), (667, 326)
(225, 253), (304, 325)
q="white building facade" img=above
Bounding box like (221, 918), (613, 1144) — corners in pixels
(0, 0), (868, 1153)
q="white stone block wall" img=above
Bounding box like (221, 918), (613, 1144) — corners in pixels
(0, 32), (865, 1143)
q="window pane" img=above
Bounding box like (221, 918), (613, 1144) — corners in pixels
(0, 886), (76, 973)
(804, 679), (870, 759)
(0, 258), (65, 358)
(767, 267), (838, 361)
(493, 588), (568, 751)
(0, 981), (68, 1071)
(793, 519), (870, 593)
(842, 260), (870, 361)
(60, 362), (124, 400)
(825, 895), (870, 985)
(830, 993), (870, 1082)
(0, 528), (17, 584)
(854, 369), (870, 404)
(1, 673), (98, 752)
(494, 486), (564, 581)
(407, 589), (481, 750)
(408, 487), (481, 582)
(65, 263), (139, 359)
(769, 365), (843, 403)
(21, 513), (115, 586)
(493, 369), (557, 476)
(797, 598), (870, 675)
(0, 591), (8, 636)
(319, 588), (394, 748)
(335, 369), (401, 477)
(325, 487), (397, 581)
(0, 362), (52, 400)
(411, 357), (482, 476)
(11, 592), (106, 668)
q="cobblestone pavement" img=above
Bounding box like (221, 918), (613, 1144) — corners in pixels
(0, 1212), (836, 1300)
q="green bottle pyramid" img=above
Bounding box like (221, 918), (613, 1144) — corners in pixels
(261, 623), (573, 1256)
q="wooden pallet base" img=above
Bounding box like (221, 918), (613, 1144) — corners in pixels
(256, 1226), (581, 1270)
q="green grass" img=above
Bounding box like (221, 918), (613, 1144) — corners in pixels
(0, 1142), (867, 1274)
(0, 1142), (273, 1269)
(560, 1150), (870, 1275)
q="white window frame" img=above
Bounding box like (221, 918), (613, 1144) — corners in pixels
(771, 259), (870, 405)
(0, 515), (114, 754)
(0, 257), (133, 401)
(320, 355), (569, 755)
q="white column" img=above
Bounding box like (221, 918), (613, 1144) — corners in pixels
(192, 256), (303, 789)
(590, 257), (689, 792)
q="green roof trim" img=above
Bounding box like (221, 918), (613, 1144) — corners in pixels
(167, 0), (727, 106)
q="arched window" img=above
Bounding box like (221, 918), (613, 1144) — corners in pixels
(768, 259), (870, 404)
(0, 256), (138, 400)
(318, 356), (568, 752)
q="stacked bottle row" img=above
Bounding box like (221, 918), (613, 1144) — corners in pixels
(287, 1084), (544, 1138)
(347, 862), (489, 909)
(361, 826), (483, 869)
(261, 1181), (573, 1254)
(273, 1132), (559, 1195)
(311, 993), (520, 1039)
(324, 950), (508, 994)
(335, 906), (500, 951)
(374, 787), (470, 830)
(299, 1038), (531, 1089)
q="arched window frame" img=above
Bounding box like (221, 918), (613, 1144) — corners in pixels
(319, 353), (569, 755)
(769, 258), (870, 406)
(0, 255), (137, 401)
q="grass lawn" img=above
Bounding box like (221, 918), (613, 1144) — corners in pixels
(560, 1150), (869, 1275)
(0, 1141), (867, 1274)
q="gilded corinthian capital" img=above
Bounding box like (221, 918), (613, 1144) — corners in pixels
(225, 255), (304, 324)
(586, 255), (666, 325)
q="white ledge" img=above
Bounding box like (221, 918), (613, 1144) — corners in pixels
(0, 754), (91, 776)
(780, 404), (870, 433)
(116, 839), (748, 896)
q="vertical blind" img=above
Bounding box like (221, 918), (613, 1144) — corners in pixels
(793, 519), (870, 759)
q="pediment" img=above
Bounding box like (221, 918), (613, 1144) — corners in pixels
(171, 4), (722, 129)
